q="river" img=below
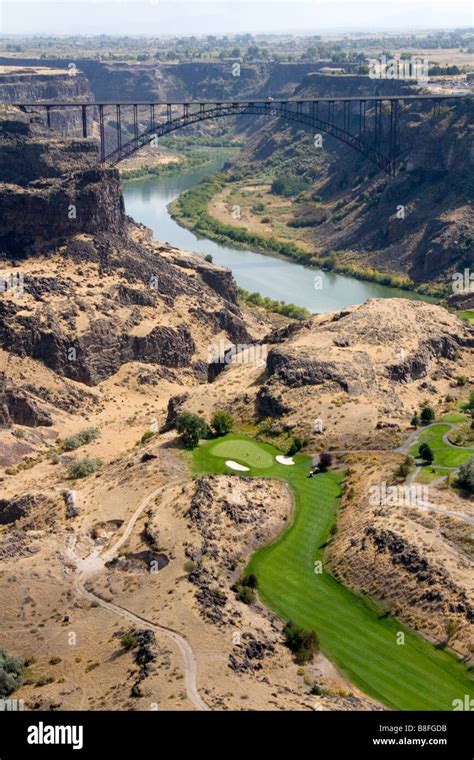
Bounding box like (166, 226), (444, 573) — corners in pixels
(123, 158), (433, 313)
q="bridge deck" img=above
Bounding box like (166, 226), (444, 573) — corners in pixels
(10, 94), (466, 107)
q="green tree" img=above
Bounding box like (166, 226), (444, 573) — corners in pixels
(419, 443), (434, 464)
(319, 452), (333, 471)
(462, 391), (474, 412)
(445, 620), (460, 641)
(420, 405), (435, 424)
(176, 412), (209, 448)
(286, 436), (307, 456)
(271, 176), (310, 197)
(62, 426), (99, 451)
(68, 457), (101, 479)
(232, 573), (258, 604)
(410, 415), (420, 428)
(120, 632), (139, 650)
(211, 411), (234, 437)
(241, 573), (258, 589)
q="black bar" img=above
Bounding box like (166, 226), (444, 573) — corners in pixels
(0, 710), (472, 758)
(81, 104), (87, 137)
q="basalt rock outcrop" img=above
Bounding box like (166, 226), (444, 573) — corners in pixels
(0, 59), (360, 102)
(0, 493), (59, 529)
(0, 109), (254, 386)
(256, 298), (474, 444)
(0, 381), (53, 428)
(185, 476), (289, 624)
(330, 453), (474, 658)
(0, 167), (125, 257)
(0, 66), (93, 106)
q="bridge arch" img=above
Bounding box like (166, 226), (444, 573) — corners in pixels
(103, 101), (397, 175)
(13, 95), (462, 178)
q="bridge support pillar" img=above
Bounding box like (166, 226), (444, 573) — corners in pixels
(99, 104), (105, 163)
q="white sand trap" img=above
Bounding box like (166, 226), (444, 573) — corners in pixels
(276, 455), (295, 466)
(226, 460), (250, 472)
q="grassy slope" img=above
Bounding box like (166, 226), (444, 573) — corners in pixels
(409, 424), (474, 468)
(193, 434), (473, 710)
(456, 310), (474, 325)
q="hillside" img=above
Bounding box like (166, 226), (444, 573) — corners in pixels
(196, 75), (474, 285)
(0, 78), (472, 714)
(0, 108), (383, 711)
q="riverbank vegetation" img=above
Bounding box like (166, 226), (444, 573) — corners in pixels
(170, 174), (445, 299)
(120, 136), (241, 182)
(238, 287), (311, 320)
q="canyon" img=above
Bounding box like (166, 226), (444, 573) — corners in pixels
(0, 54), (472, 714)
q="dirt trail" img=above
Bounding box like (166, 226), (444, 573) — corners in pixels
(66, 480), (209, 712)
(81, 586), (209, 711)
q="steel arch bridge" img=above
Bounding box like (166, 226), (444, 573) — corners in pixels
(13, 94), (465, 176)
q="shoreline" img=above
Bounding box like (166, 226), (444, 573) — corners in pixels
(169, 175), (446, 301)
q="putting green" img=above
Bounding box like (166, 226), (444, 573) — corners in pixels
(209, 439), (274, 469)
(193, 434), (474, 710)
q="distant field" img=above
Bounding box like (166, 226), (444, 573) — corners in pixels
(370, 47), (474, 67)
(193, 434), (474, 710)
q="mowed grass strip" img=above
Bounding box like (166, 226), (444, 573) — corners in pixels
(409, 424), (474, 468)
(193, 435), (474, 710)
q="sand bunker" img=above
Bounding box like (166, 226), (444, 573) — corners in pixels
(226, 460), (250, 472)
(275, 455), (295, 466)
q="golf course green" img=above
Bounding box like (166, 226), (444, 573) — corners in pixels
(409, 423), (474, 468)
(210, 439), (274, 468)
(193, 434), (473, 710)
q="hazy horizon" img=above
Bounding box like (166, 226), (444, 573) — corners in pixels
(0, 1), (472, 37)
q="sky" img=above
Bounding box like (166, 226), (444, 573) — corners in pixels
(0, 0), (472, 36)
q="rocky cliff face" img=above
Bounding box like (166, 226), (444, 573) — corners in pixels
(0, 107), (253, 388)
(0, 167), (125, 256)
(0, 106), (97, 186)
(0, 66), (94, 135)
(227, 76), (474, 284)
(0, 58), (358, 101)
(0, 65), (93, 102)
(256, 298), (474, 447)
(330, 453), (474, 658)
(295, 72), (414, 98)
